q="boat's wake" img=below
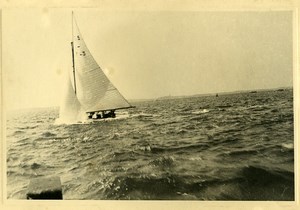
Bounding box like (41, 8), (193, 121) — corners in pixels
(131, 113), (161, 118)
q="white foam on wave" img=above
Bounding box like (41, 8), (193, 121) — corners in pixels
(191, 109), (209, 114)
(281, 143), (294, 150)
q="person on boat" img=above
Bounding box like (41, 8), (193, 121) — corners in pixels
(96, 112), (102, 119)
(101, 110), (115, 118)
(110, 110), (116, 118)
(88, 112), (94, 119)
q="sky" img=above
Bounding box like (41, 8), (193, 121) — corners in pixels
(2, 9), (293, 110)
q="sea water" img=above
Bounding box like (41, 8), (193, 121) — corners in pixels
(6, 89), (294, 200)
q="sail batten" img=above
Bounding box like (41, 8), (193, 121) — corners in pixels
(59, 13), (133, 122)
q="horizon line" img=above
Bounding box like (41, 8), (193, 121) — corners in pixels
(4, 86), (293, 112)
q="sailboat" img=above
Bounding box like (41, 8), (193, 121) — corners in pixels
(59, 12), (134, 122)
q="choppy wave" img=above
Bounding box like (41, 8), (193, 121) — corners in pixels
(6, 89), (294, 200)
(91, 165), (294, 200)
(13, 130), (25, 135)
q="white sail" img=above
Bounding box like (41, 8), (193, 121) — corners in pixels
(58, 74), (82, 123)
(58, 13), (133, 123)
(72, 16), (132, 113)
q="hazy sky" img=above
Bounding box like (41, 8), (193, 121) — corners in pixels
(3, 9), (293, 110)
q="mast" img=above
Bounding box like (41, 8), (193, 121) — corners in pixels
(71, 11), (77, 95)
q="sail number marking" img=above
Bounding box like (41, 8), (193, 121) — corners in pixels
(80, 51), (86, 56)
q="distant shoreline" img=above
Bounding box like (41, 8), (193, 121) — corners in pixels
(131, 86), (293, 102)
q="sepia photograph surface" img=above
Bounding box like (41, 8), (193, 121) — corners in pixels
(1, 4), (296, 207)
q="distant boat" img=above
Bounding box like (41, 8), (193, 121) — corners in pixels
(60, 12), (134, 122)
(250, 91), (257, 93)
(216, 93), (218, 97)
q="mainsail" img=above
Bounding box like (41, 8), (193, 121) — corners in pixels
(59, 13), (133, 122)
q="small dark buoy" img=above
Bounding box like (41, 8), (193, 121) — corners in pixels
(27, 176), (63, 200)
(216, 93), (218, 97)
